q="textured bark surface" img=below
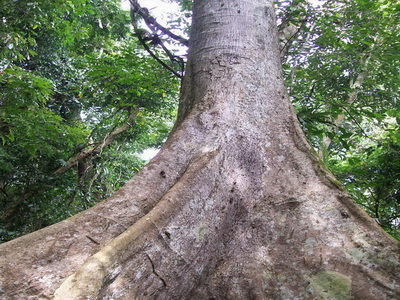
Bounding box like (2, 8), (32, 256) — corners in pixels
(1, 0), (399, 299)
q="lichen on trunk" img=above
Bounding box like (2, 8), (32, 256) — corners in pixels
(0, 0), (399, 299)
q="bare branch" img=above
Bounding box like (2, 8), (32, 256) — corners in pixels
(129, 0), (186, 78)
(129, 0), (189, 46)
(136, 33), (183, 78)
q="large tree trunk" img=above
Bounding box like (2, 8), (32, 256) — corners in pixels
(1, 0), (399, 299)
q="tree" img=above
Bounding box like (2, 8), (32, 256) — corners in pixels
(277, 0), (400, 238)
(1, 0), (399, 298)
(0, 0), (178, 240)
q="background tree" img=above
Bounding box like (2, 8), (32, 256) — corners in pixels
(277, 0), (400, 239)
(0, 0), (399, 299)
(0, 0), (179, 241)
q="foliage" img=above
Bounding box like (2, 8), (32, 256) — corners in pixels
(277, 0), (400, 238)
(0, 0), (179, 242)
(329, 120), (400, 240)
(0, 0), (398, 242)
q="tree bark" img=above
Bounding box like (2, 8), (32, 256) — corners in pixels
(0, 0), (399, 299)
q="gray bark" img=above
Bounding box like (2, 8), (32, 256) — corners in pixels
(0, 0), (399, 299)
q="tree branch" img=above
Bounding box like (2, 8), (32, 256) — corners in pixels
(129, 0), (186, 78)
(129, 0), (189, 47)
(54, 111), (138, 175)
(136, 33), (183, 78)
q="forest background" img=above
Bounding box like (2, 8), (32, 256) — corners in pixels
(0, 0), (399, 242)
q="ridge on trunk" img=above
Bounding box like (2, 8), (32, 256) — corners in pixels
(0, 0), (399, 299)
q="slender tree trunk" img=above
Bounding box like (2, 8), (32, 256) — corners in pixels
(0, 0), (399, 299)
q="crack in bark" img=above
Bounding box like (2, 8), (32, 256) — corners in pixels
(145, 253), (167, 287)
(85, 235), (100, 245)
(272, 197), (302, 209)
